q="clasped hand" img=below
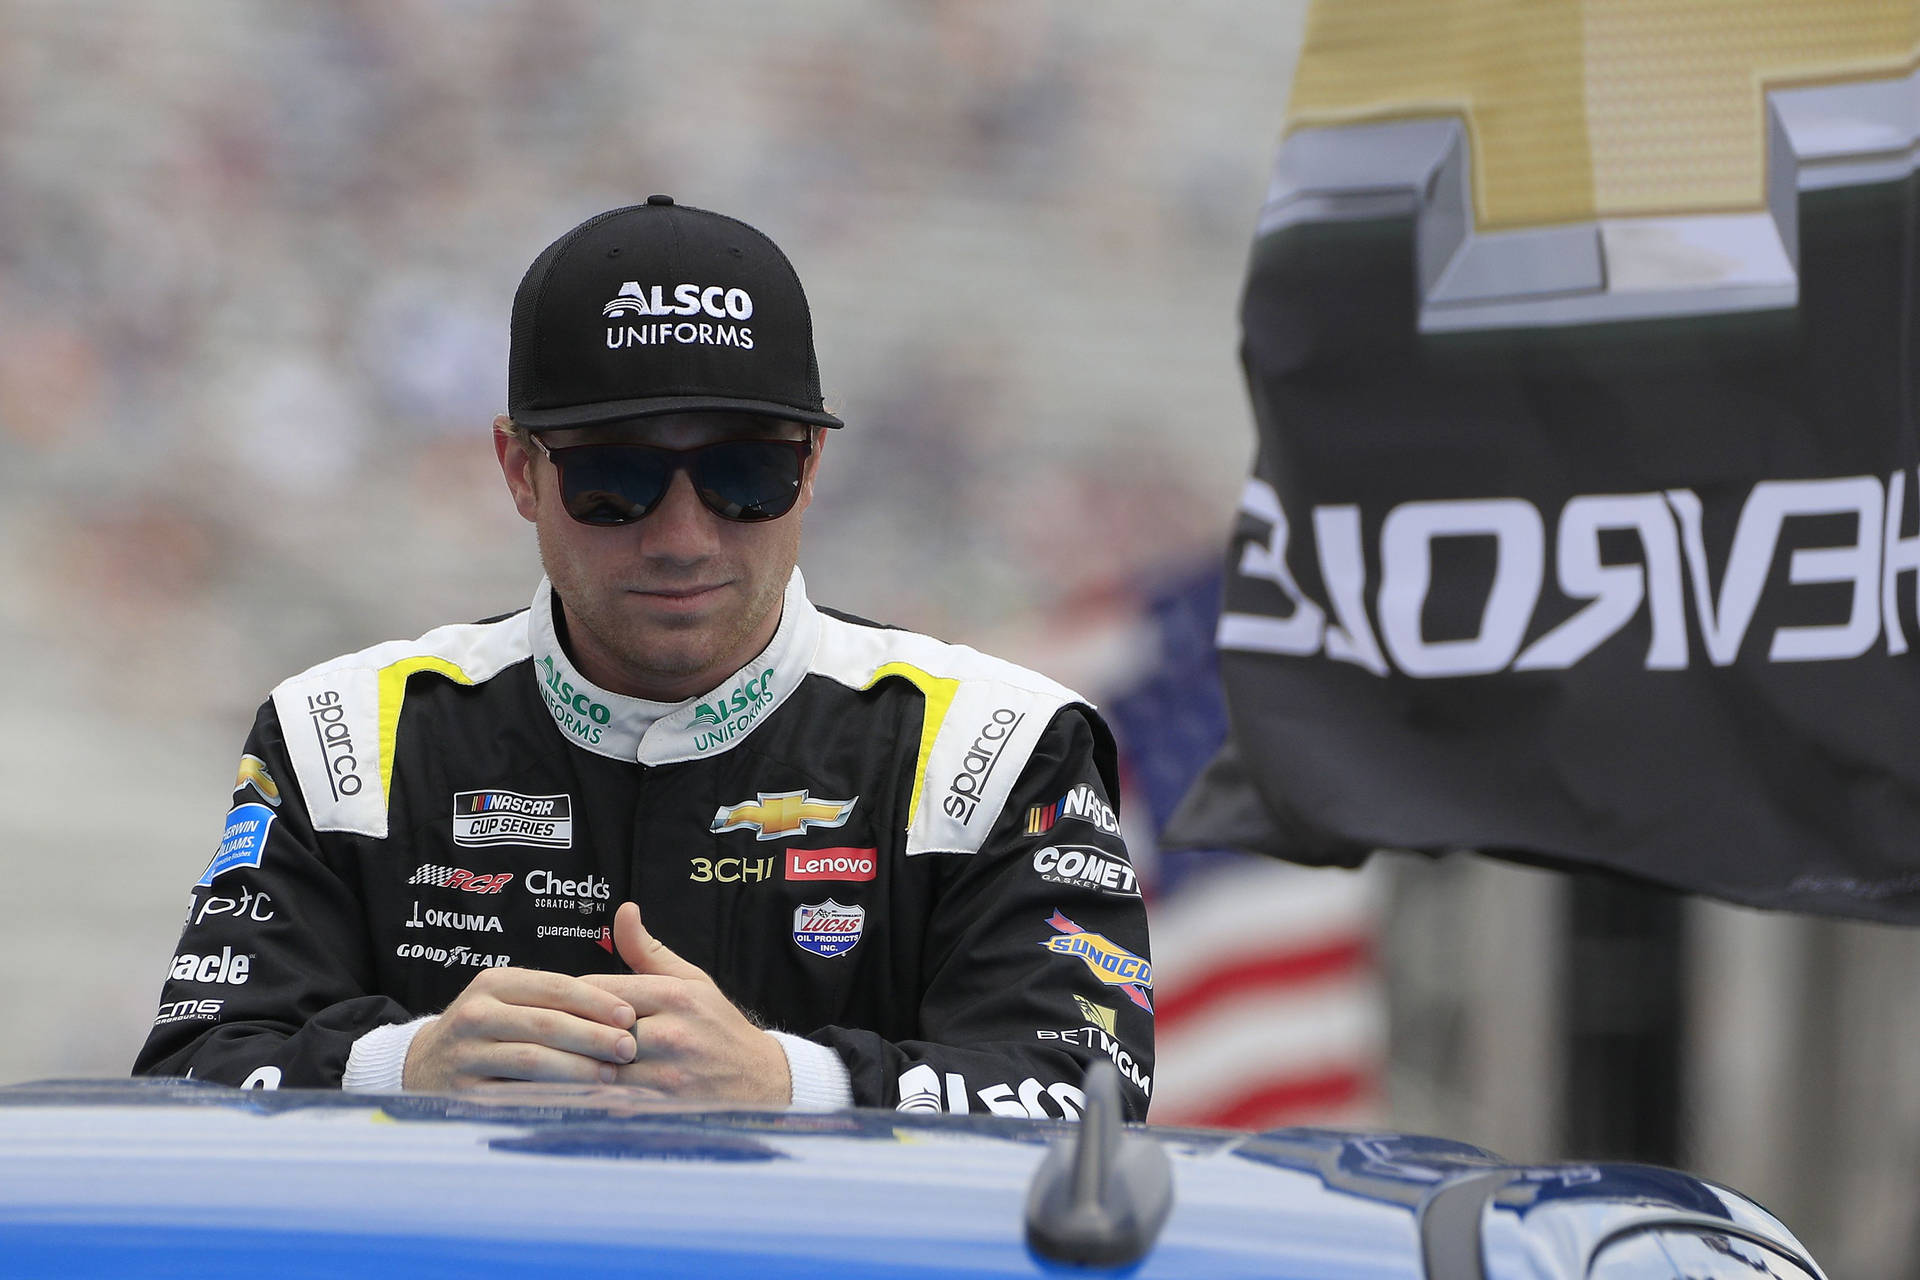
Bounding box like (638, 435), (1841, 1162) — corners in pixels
(403, 901), (791, 1104)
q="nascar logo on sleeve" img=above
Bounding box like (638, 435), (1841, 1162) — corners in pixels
(1024, 784), (1120, 837)
(1040, 910), (1152, 1012)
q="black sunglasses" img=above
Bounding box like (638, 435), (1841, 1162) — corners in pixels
(529, 435), (813, 526)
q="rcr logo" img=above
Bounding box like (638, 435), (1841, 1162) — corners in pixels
(1224, 471), (1920, 676)
(603, 282), (754, 320)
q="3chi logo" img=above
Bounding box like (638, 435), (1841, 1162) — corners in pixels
(711, 791), (856, 841)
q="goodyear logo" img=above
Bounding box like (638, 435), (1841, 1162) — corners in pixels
(711, 791), (856, 841)
(235, 755), (281, 807)
(1040, 910), (1152, 1012)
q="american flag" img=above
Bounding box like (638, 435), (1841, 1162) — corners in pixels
(1103, 566), (1386, 1130)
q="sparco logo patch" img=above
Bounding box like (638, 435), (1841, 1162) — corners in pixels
(944, 708), (1023, 824)
(305, 691), (363, 799)
(793, 900), (865, 958)
(453, 790), (574, 849)
(711, 791), (857, 841)
(785, 847), (878, 882)
(1032, 844), (1139, 897)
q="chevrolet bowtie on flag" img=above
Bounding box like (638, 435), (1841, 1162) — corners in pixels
(1169, 0), (1920, 921)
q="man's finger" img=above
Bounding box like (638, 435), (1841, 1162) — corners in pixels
(478, 966), (637, 1028)
(468, 1041), (622, 1086)
(459, 999), (637, 1064)
(612, 901), (706, 981)
(580, 972), (694, 1021)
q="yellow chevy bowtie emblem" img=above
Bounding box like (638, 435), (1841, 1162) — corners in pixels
(710, 791), (857, 841)
(236, 754), (281, 807)
(1073, 995), (1117, 1036)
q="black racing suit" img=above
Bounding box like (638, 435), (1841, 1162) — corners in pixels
(134, 570), (1154, 1119)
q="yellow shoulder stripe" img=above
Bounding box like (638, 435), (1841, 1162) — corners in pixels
(862, 661), (958, 832)
(377, 655), (476, 804)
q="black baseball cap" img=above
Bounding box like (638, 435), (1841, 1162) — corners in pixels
(507, 196), (843, 431)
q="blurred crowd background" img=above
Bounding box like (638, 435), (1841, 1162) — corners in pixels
(1, 4), (1916, 1276)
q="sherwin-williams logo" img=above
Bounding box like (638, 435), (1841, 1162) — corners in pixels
(538, 654), (612, 747)
(198, 804), (276, 888)
(235, 755), (280, 807)
(1025, 784), (1121, 837)
(452, 790), (573, 849)
(711, 790), (856, 841)
(1040, 910), (1153, 1012)
(691, 668), (775, 752)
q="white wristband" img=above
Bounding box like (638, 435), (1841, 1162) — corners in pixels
(343, 1015), (438, 1091)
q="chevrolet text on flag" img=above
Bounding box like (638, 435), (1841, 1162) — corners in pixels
(1170, 0), (1920, 922)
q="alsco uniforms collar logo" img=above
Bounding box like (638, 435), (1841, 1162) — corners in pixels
(691, 668), (776, 752)
(526, 570), (818, 765)
(711, 791), (857, 841)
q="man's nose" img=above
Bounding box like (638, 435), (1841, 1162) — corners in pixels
(639, 467), (722, 559)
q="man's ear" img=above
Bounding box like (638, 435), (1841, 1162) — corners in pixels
(494, 415), (540, 524)
(794, 426), (827, 516)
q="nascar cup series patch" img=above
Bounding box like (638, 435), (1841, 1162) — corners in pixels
(792, 900), (864, 958)
(198, 804), (277, 888)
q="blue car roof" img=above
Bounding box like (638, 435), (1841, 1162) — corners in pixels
(0, 1079), (1824, 1280)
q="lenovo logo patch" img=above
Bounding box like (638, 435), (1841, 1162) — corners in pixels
(785, 847), (878, 882)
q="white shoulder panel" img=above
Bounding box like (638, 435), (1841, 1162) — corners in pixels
(810, 615), (1092, 856)
(271, 611), (531, 838)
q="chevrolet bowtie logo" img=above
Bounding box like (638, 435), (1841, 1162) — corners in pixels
(710, 791), (858, 841)
(235, 754), (281, 807)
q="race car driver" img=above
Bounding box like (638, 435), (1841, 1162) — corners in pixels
(133, 197), (1154, 1119)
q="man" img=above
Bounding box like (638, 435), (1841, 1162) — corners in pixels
(135, 197), (1154, 1119)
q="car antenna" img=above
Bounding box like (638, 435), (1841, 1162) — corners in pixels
(1023, 1058), (1173, 1269)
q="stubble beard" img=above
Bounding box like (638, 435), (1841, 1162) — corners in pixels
(536, 528), (791, 697)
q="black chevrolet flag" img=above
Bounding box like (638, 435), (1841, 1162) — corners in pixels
(1169, 1), (1920, 921)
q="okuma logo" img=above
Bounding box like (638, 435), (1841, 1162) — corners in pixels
(603, 282), (754, 320)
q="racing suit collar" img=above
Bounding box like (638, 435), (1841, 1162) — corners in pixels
(528, 568), (818, 764)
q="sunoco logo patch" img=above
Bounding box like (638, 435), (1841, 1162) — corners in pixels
(453, 791), (573, 849)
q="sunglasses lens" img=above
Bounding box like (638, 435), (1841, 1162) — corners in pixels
(556, 447), (673, 525)
(690, 440), (805, 522)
